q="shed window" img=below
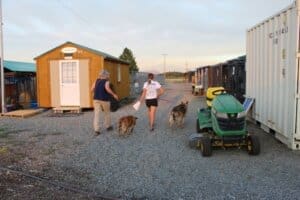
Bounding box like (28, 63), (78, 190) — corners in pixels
(117, 65), (121, 82)
(61, 61), (77, 83)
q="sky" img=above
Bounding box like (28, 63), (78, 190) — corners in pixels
(2, 0), (293, 73)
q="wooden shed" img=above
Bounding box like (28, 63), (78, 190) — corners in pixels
(2, 60), (36, 111)
(34, 41), (130, 108)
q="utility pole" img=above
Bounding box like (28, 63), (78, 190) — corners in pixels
(0, 0), (5, 114)
(162, 54), (167, 79)
(185, 60), (188, 72)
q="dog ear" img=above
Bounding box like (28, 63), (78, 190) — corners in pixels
(135, 117), (138, 119)
(186, 101), (189, 104)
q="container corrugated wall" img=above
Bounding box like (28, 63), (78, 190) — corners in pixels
(246, 0), (300, 149)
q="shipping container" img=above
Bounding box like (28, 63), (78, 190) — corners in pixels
(246, 0), (300, 149)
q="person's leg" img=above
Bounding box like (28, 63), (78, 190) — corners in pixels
(147, 107), (151, 127)
(93, 100), (101, 134)
(149, 106), (157, 130)
(101, 100), (112, 130)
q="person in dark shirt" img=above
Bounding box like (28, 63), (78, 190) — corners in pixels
(91, 70), (118, 135)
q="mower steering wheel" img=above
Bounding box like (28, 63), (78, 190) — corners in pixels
(212, 89), (227, 95)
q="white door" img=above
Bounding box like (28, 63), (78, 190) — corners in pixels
(59, 60), (80, 106)
(297, 65), (300, 138)
(296, 58), (300, 139)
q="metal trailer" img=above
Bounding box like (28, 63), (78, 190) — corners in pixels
(222, 56), (246, 103)
(196, 56), (246, 102)
(246, 0), (300, 150)
(193, 66), (207, 95)
(199, 66), (221, 91)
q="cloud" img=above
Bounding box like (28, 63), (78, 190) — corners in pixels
(2, 0), (293, 72)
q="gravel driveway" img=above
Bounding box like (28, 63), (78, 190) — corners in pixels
(1, 82), (300, 200)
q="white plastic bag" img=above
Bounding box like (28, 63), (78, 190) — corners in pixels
(133, 101), (141, 111)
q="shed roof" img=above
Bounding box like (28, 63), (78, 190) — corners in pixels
(4, 60), (36, 72)
(34, 41), (129, 65)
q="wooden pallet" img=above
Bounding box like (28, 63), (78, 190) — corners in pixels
(53, 107), (82, 114)
(2, 109), (45, 118)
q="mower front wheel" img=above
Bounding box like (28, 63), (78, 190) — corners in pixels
(247, 135), (260, 155)
(196, 119), (207, 133)
(200, 136), (212, 157)
(196, 119), (201, 133)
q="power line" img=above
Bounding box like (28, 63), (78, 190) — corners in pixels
(162, 54), (167, 78)
(55, 0), (104, 36)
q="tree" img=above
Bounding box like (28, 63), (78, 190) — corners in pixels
(119, 47), (139, 73)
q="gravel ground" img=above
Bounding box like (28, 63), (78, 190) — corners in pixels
(1, 82), (300, 200)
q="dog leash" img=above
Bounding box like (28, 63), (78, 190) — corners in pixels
(159, 98), (174, 103)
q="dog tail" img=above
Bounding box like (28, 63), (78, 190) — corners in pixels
(118, 120), (121, 133)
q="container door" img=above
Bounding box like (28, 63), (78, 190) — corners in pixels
(59, 60), (80, 106)
(296, 59), (300, 139)
(297, 94), (299, 138)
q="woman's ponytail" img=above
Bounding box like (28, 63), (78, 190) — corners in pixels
(147, 73), (154, 85)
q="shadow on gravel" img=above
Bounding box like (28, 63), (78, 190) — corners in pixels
(45, 113), (84, 117)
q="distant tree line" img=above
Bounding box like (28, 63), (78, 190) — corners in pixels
(165, 72), (185, 78)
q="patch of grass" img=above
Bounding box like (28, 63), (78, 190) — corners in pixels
(49, 132), (64, 136)
(32, 133), (46, 138)
(33, 132), (63, 139)
(14, 152), (27, 161)
(42, 146), (56, 156)
(72, 139), (83, 146)
(0, 146), (8, 154)
(6, 140), (27, 146)
(0, 128), (9, 138)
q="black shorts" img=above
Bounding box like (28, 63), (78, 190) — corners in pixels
(145, 98), (158, 107)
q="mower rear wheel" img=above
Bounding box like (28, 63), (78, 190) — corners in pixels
(247, 135), (260, 155)
(188, 134), (202, 149)
(200, 136), (212, 157)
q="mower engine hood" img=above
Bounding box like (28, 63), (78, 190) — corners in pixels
(212, 94), (244, 114)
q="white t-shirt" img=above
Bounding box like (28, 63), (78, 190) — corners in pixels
(143, 80), (161, 99)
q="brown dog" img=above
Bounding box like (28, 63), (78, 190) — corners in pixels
(118, 115), (138, 136)
(169, 101), (188, 128)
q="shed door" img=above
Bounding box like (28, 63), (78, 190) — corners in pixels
(59, 60), (80, 106)
(296, 59), (300, 138)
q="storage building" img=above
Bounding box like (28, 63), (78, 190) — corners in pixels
(34, 41), (130, 109)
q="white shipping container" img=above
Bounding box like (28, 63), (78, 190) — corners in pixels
(246, 0), (300, 150)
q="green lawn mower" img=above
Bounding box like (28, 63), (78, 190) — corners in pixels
(191, 87), (260, 157)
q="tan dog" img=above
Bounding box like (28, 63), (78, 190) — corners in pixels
(118, 115), (138, 136)
(169, 101), (188, 128)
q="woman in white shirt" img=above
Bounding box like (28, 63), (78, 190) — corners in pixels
(140, 73), (164, 131)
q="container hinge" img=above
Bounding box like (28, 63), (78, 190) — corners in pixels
(297, 53), (300, 58)
(296, 94), (300, 99)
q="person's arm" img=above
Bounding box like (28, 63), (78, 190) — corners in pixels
(157, 87), (164, 98)
(91, 81), (96, 92)
(105, 81), (119, 100)
(139, 88), (147, 102)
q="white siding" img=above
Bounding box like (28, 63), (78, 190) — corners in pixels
(246, 0), (300, 149)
